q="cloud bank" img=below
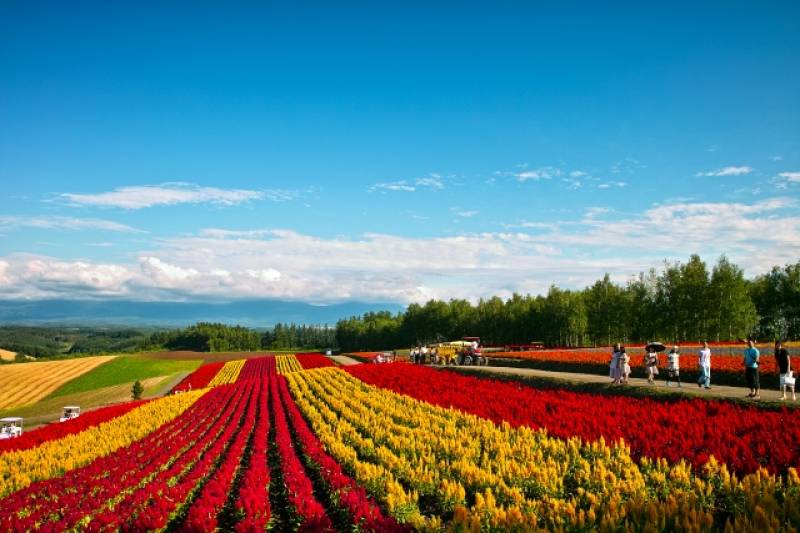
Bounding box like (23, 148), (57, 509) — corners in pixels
(1, 198), (797, 304)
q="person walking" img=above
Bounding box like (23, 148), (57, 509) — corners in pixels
(744, 339), (760, 399)
(697, 341), (711, 389)
(610, 343), (621, 384)
(775, 340), (796, 401)
(644, 344), (659, 385)
(665, 345), (681, 387)
(618, 346), (631, 384)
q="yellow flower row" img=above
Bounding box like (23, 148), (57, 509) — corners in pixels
(286, 368), (800, 531)
(0, 389), (206, 498)
(275, 354), (302, 374)
(207, 359), (245, 386)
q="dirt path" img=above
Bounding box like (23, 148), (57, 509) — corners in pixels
(454, 365), (796, 404)
(327, 355), (362, 366)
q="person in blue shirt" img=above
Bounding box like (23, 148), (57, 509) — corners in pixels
(744, 339), (760, 399)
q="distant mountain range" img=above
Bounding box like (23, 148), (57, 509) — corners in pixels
(0, 299), (404, 327)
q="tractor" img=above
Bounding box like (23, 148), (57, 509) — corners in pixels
(60, 406), (81, 423)
(0, 417), (23, 439)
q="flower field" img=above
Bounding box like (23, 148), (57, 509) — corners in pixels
(347, 363), (800, 475)
(2, 353), (800, 531)
(484, 347), (786, 387)
(171, 361), (225, 392)
(0, 400), (147, 454)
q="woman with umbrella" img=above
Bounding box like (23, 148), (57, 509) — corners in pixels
(644, 341), (663, 385)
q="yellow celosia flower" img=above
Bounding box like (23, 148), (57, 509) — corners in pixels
(284, 368), (800, 531)
(207, 359), (245, 386)
(0, 389), (205, 497)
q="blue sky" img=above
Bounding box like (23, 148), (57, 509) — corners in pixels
(1, 2), (798, 304)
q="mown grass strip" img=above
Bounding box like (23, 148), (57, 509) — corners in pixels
(48, 356), (202, 397)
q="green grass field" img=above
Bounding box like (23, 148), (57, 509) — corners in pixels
(47, 355), (202, 398)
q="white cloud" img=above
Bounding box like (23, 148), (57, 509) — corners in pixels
(58, 183), (273, 209)
(140, 256), (199, 285)
(778, 172), (800, 183)
(584, 207), (613, 219)
(0, 215), (141, 233)
(696, 166), (754, 177)
(199, 228), (276, 239)
(597, 181), (627, 189)
(4, 256), (136, 297)
(371, 180), (416, 192)
(770, 155), (783, 161)
(0, 260), (10, 285)
(370, 174), (445, 193)
(515, 167), (562, 181)
(246, 268), (282, 283)
(570, 171), (588, 178)
(455, 210), (478, 218)
(1, 198), (797, 303)
(415, 175), (444, 190)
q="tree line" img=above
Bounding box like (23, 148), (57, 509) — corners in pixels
(144, 321), (336, 352)
(335, 256), (800, 352)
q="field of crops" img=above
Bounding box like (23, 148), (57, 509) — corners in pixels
(0, 356), (116, 410)
(2, 353), (799, 531)
(48, 356), (202, 397)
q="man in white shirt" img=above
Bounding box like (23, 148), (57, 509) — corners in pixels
(697, 341), (711, 389)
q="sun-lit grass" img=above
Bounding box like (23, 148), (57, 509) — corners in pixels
(48, 355), (202, 397)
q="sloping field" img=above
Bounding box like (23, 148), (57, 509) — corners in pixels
(0, 348), (16, 362)
(48, 356), (202, 398)
(145, 350), (278, 362)
(0, 356), (115, 410)
(0, 376), (166, 429)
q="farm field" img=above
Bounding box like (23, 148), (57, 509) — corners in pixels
(0, 348), (17, 362)
(0, 356), (116, 410)
(1, 353), (799, 531)
(47, 355), (202, 397)
(0, 376), (168, 429)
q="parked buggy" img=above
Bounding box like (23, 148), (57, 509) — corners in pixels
(0, 417), (23, 439)
(60, 406), (81, 423)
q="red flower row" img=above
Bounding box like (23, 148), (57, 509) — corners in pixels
(276, 373), (407, 532)
(179, 357), (275, 531)
(109, 382), (257, 531)
(0, 400), (146, 455)
(234, 360), (273, 532)
(269, 369), (334, 531)
(171, 361), (225, 392)
(179, 383), (263, 530)
(347, 363), (800, 476)
(0, 386), (232, 530)
(296, 353), (336, 370)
